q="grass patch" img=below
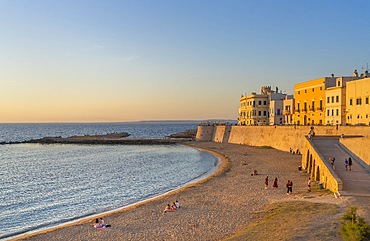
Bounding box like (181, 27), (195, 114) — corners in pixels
(223, 201), (340, 241)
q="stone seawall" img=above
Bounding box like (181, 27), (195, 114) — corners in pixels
(197, 125), (370, 153)
(196, 125), (370, 193)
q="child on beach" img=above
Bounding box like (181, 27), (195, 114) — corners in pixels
(265, 176), (269, 189)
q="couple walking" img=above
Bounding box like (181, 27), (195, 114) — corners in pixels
(286, 180), (293, 195)
(265, 176), (278, 189)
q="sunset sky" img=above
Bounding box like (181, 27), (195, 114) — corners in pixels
(1, 0), (369, 123)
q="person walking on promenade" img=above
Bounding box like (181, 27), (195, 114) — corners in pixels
(348, 157), (352, 171)
(272, 177), (278, 188)
(265, 176), (269, 189)
(307, 178), (311, 192)
(330, 157), (335, 169)
(345, 158), (349, 171)
(289, 180), (293, 194)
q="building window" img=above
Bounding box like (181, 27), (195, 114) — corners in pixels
(336, 109), (339, 116)
(327, 97), (330, 103)
(258, 111), (261, 116)
(331, 96), (334, 103)
(258, 101), (261, 105)
(277, 109), (281, 115)
(350, 99), (353, 106)
(297, 103), (300, 112)
(264, 101), (267, 105)
(298, 91), (300, 94)
(337, 81), (341, 86)
(304, 102), (307, 112)
(312, 101), (315, 110)
(263, 111), (267, 116)
(327, 110), (330, 116)
(320, 87), (322, 91)
(336, 96), (339, 102)
(366, 97), (369, 104)
(319, 100), (323, 110)
(356, 98), (362, 105)
(304, 90), (307, 93)
(312, 88), (314, 92)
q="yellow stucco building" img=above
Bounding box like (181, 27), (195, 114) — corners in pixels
(346, 77), (370, 125)
(325, 77), (359, 125)
(293, 77), (336, 125)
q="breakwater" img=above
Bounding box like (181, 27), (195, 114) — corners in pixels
(0, 132), (192, 145)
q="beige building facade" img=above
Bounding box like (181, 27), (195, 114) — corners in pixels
(238, 93), (269, 125)
(238, 86), (284, 125)
(346, 77), (370, 125)
(283, 95), (294, 125)
(325, 77), (358, 125)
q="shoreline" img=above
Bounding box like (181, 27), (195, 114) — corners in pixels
(8, 143), (229, 241)
(17, 141), (345, 241)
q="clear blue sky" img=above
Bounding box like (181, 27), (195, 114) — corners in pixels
(0, 0), (369, 122)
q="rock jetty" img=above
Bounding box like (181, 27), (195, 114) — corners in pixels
(0, 132), (192, 145)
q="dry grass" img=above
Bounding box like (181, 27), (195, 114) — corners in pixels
(223, 200), (342, 241)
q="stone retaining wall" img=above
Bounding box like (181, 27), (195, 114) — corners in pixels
(302, 138), (343, 192)
(197, 125), (370, 152)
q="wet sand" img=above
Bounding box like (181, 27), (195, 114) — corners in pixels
(16, 141), (343, 241)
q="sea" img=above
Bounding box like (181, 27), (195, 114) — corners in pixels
(0, 121), (219, 240)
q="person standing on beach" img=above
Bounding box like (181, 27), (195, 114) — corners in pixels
(286, 180), (290, 195)
(348, 157), (352, 171)
(272, 177), (278, 188)
(265, 176), (269, 189)
(289, 180), (293, 194)
(286, 180), (293, 195)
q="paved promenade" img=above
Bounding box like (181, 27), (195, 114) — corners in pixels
(312, 138), (370, 221)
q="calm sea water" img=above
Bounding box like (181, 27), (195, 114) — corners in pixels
(0, 121), (199, 143)
(0, 122), (218, 240)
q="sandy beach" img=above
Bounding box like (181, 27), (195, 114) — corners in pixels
(17, 141), (346, 241)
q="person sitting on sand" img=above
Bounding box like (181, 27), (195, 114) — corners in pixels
(251, 170), (258, 176)
(93, 218), (104, 228)
(175, 200), (180, 209)
(93, 218), (99, 227)
(163, 204), (171, 213)
(170, 202), (177, 210)
(93, 217), (111, 228)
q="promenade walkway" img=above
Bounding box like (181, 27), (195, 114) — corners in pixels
(312, 138), (370, 221)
